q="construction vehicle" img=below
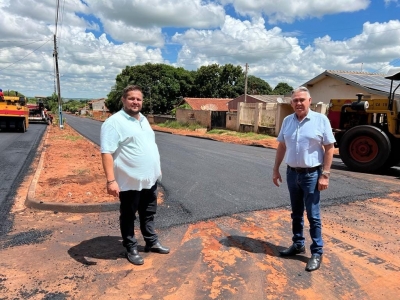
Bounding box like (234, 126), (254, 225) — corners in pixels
(327, 70), (400, 172)
(0, 94), (29, 132)
(27, 97), (53, 125)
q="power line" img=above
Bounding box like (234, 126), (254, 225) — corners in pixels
(0, 39), (52, 72)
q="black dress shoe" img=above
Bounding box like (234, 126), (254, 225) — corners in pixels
(279, 244), (306, 256)
(126, 249), (144, 265)
(306, 254), (322, 272)
(144, 241), (170, 254)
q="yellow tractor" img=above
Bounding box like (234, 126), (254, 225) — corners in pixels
(328, 71), (400, 172)
(0, 95), (29, 132)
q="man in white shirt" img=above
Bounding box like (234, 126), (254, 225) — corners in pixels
(273, 86), (335, 272)
(101, 85), (169, 265)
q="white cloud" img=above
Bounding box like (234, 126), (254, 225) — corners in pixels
(0, 0), (398, 97)
(219, 0), (370, 23)
(85, 0), (225, 28)
(173, 16), (400, 88)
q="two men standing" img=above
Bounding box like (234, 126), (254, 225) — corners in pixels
(100, 84), (334, 272)
(273, 86), (335, 271)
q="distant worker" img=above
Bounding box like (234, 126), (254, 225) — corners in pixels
(100, 85), (169, 266)
(0, 89), (4, 101)
(272, 86), (335, 272)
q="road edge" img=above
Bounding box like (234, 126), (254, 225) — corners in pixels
(24, 124), (119, 213)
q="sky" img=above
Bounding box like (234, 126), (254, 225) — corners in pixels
(0, 0), (399, 99)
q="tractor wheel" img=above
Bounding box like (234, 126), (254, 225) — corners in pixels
(21, 119), (26, 133)
(339, 125), (390, 173)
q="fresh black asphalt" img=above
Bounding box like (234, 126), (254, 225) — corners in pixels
(64, 114), (400, 228)
(0, 124), (46, 237)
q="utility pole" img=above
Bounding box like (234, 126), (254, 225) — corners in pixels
(244, 63), (248, 103)
(54, 0), (63, 129)
(54, 34), (63, 129)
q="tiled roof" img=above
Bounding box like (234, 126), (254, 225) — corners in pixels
(183, 98), (232, 111)
(304, 70), (400, 97)
(249, 95), (291, 103)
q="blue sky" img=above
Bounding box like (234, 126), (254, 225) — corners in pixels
(0, 0), (399, 98)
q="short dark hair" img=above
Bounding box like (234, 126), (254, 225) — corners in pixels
(122, 85), (142, 99)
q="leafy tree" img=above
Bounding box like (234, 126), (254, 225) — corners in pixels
(106, 63), (293, 113)
(272, 82), (293, 95)
(247, 75), (272, 95)
(194, 64), (222, 98)
(219, 64), (245, 98)
(3, 90), (25, 97)
(106, 63), (194, 114)
(45, 93), (61, 114)
(63, 99), (86, 114)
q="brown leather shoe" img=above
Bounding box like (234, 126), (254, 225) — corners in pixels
(306, 254), (322, 272)
(126, 248), (144, 265)
(279, 244), (306, 256)
(144, 241), (170, 254)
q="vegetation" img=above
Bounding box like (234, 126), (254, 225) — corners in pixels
(272, 82), (293, 95)
(106, 63), (293, 115)
(207, 129), (274, 140)
(63, 99), (88, 114)
(157, 120), (204, 131)
(2, 90), (26, 97)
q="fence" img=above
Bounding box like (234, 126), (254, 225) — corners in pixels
(237, 102), (328, 136)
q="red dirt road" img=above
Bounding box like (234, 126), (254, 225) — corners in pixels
(2, 194), (399, 299)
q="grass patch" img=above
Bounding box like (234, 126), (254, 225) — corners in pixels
(62, 135), (82, 141)
(207, 129), (273, 140)
(157, 120), (204, 131)
(73, 169), (90, 175)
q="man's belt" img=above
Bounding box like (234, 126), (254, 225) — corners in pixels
(288, 165), (321, 173)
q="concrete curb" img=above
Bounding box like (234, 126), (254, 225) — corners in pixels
(25, 125), (119, 213)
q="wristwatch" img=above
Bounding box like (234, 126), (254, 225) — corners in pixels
(321, 171), (330, 178)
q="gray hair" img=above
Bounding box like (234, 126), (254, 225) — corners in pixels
(291, 86), (311, 98)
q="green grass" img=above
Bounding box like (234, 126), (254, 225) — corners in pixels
(157, 120), (204, 131)
(73, 169), (90, 175)
(63, 135), (82, 141)
(207, 129), (273, 140)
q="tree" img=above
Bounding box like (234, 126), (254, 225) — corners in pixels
(194, 64), (222, 98)
(63, 99), (86, 114)
(106, 63), (195, 114)
(272, 82), (293, 95)
(219, 64), (245, 98)
(106, 63), (284, 113)
(247, 76), (272, 95)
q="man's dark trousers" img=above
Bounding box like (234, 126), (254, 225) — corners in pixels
(119, 183), (158, 250)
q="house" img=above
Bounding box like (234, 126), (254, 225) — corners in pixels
(176, 97), (233, 129)
(228, 94), (291, 111)
(303, 70), (400, 104)
(88, 98), (109, 119)
(178, 97), (232, 112)
(88, 98), (108, 111)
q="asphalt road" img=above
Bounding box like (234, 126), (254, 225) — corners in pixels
(0, 124), (46, 236)
(65, 114), (400, 228)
